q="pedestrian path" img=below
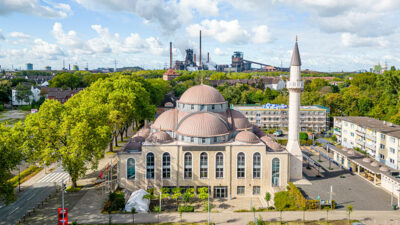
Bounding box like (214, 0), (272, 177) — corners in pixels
(37, 167), (70, 184)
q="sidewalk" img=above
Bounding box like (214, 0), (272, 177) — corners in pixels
(71, 210), (400, 225)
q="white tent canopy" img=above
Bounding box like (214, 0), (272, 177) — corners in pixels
(124, 189), (150, 212)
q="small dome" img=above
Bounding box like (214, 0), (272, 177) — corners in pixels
(380, 166), (389, 172)
(178, 85), (226, 104)
(235, 131), (259, 143)
(177, 112), (229, 137)
(370, 161), (379, 167)
(151, 109), (177, 131)
(347, 150), (354, 155)
(132, 136), (146, 142)
(230, 109), (252, 130)
(363, 158), (372, 163)
(148, 131), (173, 143)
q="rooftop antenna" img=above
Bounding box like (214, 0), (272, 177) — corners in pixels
(199, 30), (202, 69)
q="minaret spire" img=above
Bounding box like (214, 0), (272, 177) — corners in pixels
(286, 37), (304, 181)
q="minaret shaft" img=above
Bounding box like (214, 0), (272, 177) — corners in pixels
(287, 40), (303, 181)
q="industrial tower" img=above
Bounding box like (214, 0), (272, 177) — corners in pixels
(286, 37), (303, 180)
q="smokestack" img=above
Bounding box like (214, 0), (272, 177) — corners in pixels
(68, 64), (70, 70)
(194, 53), (196, 65)
(199, 30), (202, 68)
(207, 52), (209, 63)
(169, 42), (172, 69)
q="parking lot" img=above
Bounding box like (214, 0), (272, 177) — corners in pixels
(298, 146), (396, 211)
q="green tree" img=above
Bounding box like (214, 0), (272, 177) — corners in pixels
(49, 72), (83, 89)
(182, 188), (195, 204)
(0, 123), (24, 205)
(172, 187), (183, 209)
(265, 192), (271, 207)
(346, 204), (353, 224)
(15, 83), (32, 103)
(0, 80), (12, 105)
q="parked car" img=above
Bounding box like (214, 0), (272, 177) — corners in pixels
(273, 130), (283, 137)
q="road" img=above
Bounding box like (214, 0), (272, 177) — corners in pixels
(0, 167), (69, 225)
(0, 183), (56, 225)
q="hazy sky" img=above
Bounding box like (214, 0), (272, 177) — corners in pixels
(0, 0), (399, 71)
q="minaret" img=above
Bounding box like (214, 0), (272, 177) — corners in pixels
(286, 36), (303, 180)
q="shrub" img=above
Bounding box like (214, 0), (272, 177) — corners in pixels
(277, 139), (288, 145)
(274, 191), (296, 211)
(152, 206), (161, 212)
(178, 205), (194, 212)
(104, 191), (125, 212)
(299, 132), (308, 140)
(307, 200), (320, 210)
(331, 200), (336, 209)
(8, 166), (42, 187)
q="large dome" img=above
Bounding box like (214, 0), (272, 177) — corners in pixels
(178, 84), (226, 104)
(230, 109), (252, 130)
(177, 112), (230, 137)
(151, 109), (177, 131)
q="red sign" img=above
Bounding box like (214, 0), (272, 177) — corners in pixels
(58, 208), (68, 225)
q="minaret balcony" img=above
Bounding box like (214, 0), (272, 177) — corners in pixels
(286, 81), (304, 90)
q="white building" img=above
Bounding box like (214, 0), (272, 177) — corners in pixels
(334, 117), (400, 170)
(11, 85), (41, 106)
(232, 104), (329, 132)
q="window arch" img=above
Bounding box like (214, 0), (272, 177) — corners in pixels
(253, 153), (261, 179)
(184, 152), (192, 179)
(146, 153), (155, 179)
(162, 153), (171, 179)
(272, 158), (280, 186)
(200, 152), (208, 178)
(237, 152), (245, 178)
(216, 152), (224, 178)
(127, 158), (135, 179)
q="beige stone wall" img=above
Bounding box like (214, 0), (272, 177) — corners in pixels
(118, 144), (289, 198)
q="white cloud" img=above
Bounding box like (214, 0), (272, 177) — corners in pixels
(52, 22), (84, 48)
(341, 33), (388, 48)
(75, 0), (189, 34)
(8, 32), (31, 39)
(213, 47), (228, 56)
(180, 0), (219, 17)
(0, 0), (71, 18)
(251, 25), (272, 44)
(186, 19), (250, 44)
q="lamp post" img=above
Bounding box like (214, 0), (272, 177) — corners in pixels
(18, 165), (21, 192)
(208, 176), (210, 225)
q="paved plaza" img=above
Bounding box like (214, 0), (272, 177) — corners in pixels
(299, 146), (396, 211)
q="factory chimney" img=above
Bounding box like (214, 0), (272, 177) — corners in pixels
(169, 42), (172, 69)
(199, 30), (202, 68)
(194, 53), (196, 66)
(207, 52), (209, 63)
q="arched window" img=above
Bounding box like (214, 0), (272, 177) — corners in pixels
(272, 158), (280, 186)
(184, 152), (192, 179)
(237, 153), (245, 178)
(253, 153), (261, 179)
(216, 152), (224, 178)
(127, 158), (135, 179)
(200, 152), (208, 178)
(146, 153), (155, 179)
(162, 153), (171, 179)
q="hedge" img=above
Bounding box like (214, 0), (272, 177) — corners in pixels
(287, 182), (307, 208)
(9, 166), (42, 187)
(178, 205), (194, 212)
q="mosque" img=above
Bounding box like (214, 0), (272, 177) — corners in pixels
(117, 39), (303, 198)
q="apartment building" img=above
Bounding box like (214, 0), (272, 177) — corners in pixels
(232, 104), (329, 133)
(334, 117), (400, 169)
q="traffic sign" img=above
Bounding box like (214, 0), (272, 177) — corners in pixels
(58, 208), (68, 225)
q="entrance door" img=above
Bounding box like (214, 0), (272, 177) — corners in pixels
(214, 186), (227, 198)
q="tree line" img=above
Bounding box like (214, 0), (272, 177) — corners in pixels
(0, 75), (171, 204)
